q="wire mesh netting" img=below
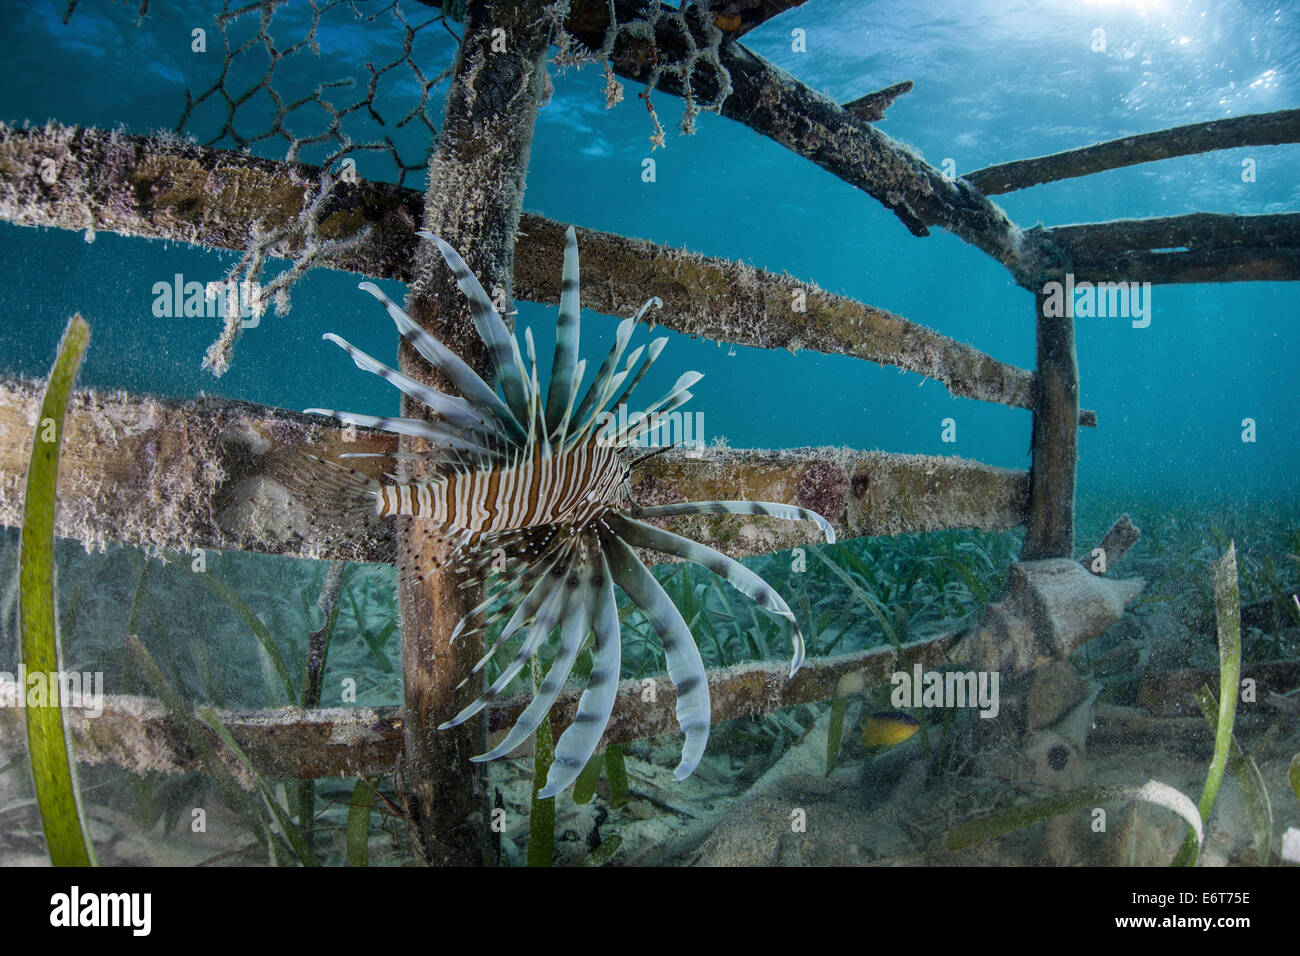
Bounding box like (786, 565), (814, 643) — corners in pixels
(174, 0), (459, 186)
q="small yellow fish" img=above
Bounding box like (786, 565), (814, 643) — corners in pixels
(861, 712), (920, 749)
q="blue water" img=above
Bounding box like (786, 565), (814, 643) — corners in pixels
(2, 0), (1297, 506)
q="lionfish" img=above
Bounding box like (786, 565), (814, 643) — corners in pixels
(303, 227), (834, 797)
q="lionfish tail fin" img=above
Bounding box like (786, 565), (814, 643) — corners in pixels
(269, 451), (382, 517)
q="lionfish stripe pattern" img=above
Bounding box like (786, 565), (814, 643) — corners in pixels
(304, 226), (835, 797)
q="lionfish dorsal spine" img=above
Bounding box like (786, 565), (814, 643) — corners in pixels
(545, 227), (583, 437)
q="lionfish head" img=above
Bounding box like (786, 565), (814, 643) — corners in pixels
(305, 227), (835, 797)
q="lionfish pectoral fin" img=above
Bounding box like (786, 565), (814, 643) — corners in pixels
(539, 550), (623, 798)
(605, 535), (710, 782)
(474, 554), (596, 763)
(609, 513), (807, 676)
(632, 500), (837, 545)
(439, 564), (570, 731)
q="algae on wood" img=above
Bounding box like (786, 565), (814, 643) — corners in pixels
(395, 0), (552, 867)
(0, 122), (1062, 414)
(966, 109), (1300, 195)
(1021, 286), (1079, 560)
(0, 381), (1034, 561)
(1041, 213), (1300, 285)
(0, 377), (395, 563)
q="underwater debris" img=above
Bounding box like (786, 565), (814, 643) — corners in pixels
(1083, 512), (1141, 573)
(302, 228), (834, 794)
(953, 559), (1145, 674)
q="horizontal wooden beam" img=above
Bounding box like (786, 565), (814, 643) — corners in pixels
(0, 379), (1031, 561)
(519, 216), (1050, 413)
(1040, 213), (1300, 284)
(635, 445), (1031, 551)
(965, 109), (1300, 195)
(486, 631), (963, 754)
(0, 121), (1058, 413)
(0, 631), (961, 780)
(0, 688), (404, 782)
(0, 377), (395, 562)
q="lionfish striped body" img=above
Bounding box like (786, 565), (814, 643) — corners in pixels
(372, 441), (628, 533)
(305, 227), (834, 797)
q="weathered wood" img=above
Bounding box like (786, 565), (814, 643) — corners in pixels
(518, 216), (1055, 414)
(635, 446), (1031, 550)
(1021, 287), (1078, 560)
(563, 1), (1043, 279)
(0, 378), (396, 562)
(842, 80), (914, 123)
(1039, 213), (1300, 284)
(0, 120), (422, 278)
(0, 688), (404, 782)
(0, 382), (1034, 560)
(488, 632), (963, 749)
(0, 122), (1068, 414)
(1082, 513), (1140, 574)
(966, 109), (1300, 195)
(1064, 245), (1300, 285)
(396, 0), (551, 866)
(0, 630), (962, 780)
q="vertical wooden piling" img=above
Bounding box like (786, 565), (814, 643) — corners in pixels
(397, 0), (551, 866)
(1021, 282), (1079, 560)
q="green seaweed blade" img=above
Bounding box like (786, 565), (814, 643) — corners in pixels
(346, 778), (375, 867)
(1173, 543), (1242, 867)
(526, 657), (555, 867)
(572, 751), (603, 805)
(825, 697), (846, 775)
(18, 314), (95, 867)
(526, 724), (556, 866)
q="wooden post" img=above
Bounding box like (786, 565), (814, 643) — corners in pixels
(397, 0), (550, 866)
(1021, 282), (1079, 560)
